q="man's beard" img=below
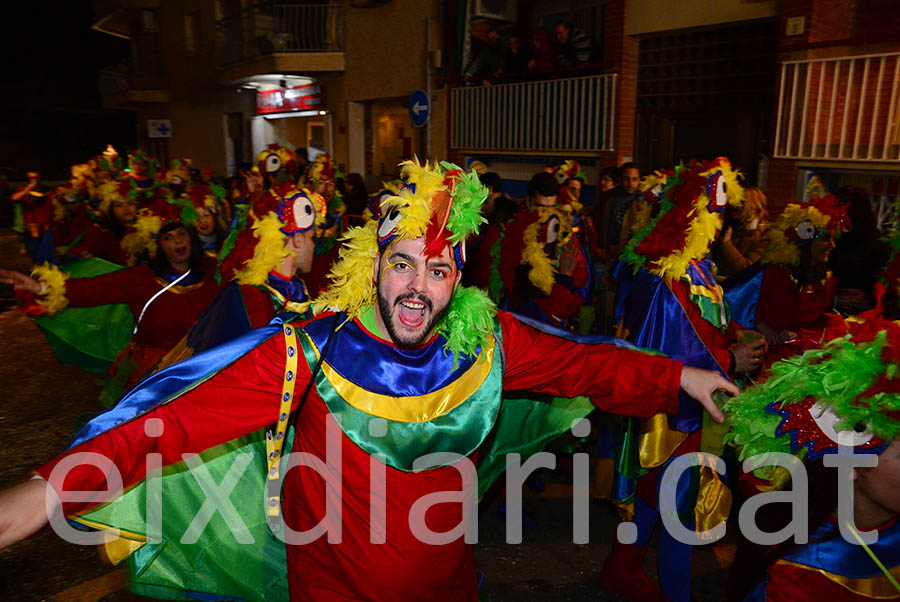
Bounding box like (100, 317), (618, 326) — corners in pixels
(376, 277), (451, 347)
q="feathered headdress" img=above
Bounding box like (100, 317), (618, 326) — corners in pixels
(217, 185), (326, 286)
(763, 194), (852, 267)
(622, 157), (744, 280)
(554, 159), (587, 185)
(725, 315), (900, 481)
(364, 180), (402, 221)
(256, 144), (296, 178)
(313, 159), (493, 359)
(165, 158), (192, 187)
(302, 152), (341, 187)
(121, 197), (194, 264)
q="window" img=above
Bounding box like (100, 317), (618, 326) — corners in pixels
(184, 11), (201, 55)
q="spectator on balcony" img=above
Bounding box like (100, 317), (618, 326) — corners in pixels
(554, 22), (593, 68)
(528, 28), (556, 72)
(504, 33), (530, 74)
(463, 27), (506, 84)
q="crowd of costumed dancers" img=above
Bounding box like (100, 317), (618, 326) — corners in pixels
(0, 147), (897, 602)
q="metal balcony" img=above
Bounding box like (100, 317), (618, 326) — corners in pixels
(451, 73), (618, 152)
(215, 2), (344, 68)
(774, 51), (900, 162)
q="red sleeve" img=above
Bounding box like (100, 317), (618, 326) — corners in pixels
(795, 273), (836, 327)
(240, 284), (277, 329)
(570, 242), (590, 289)
(536, 281), (585, 321)
(35, 331), (308, 517)
(756, 265), (797, 332)
(497, 311), (682, 417)
(64, 265), (152, 311)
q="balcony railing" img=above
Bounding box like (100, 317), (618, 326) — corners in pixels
(774, 51), (900, 161)
(451, 73), (617, 152)
(215, 2), (344, 67)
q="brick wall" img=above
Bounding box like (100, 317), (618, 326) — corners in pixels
(603, 0), (639, 165)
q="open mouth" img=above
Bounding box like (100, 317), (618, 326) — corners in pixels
(397, 299), (429, 329)
(174, 246), (188, 256)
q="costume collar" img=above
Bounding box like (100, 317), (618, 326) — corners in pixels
(155, 267), (205, 286)
(266, 270), (308, 304)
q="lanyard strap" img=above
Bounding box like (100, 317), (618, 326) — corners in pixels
(266, 324), (299, 518)
(134, 269), (192, 335)
(844, 521), (900, 594)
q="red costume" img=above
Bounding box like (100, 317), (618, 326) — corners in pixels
(755, 263), (837, 333)
(62, 266), (219, 387)
(36, 310), (683, 602)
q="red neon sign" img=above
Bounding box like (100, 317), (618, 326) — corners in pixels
(256, 83), (322, 114)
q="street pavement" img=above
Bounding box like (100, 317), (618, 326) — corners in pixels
(0, 229), (733, 601)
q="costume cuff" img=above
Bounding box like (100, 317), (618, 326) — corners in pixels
(31, 262), (68, 315)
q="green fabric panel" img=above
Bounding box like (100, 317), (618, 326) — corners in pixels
(299, 327), (505, 472)
(476, 393), (594, 496)
(34, 258), (134, 374)
(79, 429), (291, 602)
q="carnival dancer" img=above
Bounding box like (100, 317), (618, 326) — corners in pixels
(725, 314), (900, 601)
(159, 183), (326, 365)
(603, 157), (765, 602)
(0, 158), (735, 602)
(12, 171), (55, 264)
(470, 171), (588, 328)
(123, 150), (163, 206)
(725, 194), (850, 359)
(301, 153), (345, 295)
(183, 183), (227, 264)
(1, 203), (219, 406)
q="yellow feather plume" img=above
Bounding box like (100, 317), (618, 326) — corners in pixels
(652, 201), (725, 280)
(31, 262), (68, 315)
(763, 204), (831, 266)
(650, 159), (745, 280)
(379, 159), (448, 239)
(121, 213), (162, 265)
(234, 213), (294, 286)
(313, 221), (379, 319)
(521, 218), (556, 295)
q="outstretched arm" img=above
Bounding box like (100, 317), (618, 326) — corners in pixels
(498, 311), (733, 422)
(0, 479), (53, 550)
(0, 268), (41, 293)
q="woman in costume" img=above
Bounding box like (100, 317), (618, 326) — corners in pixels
(1, 204), (219, 406)
(753, 194), (850, 347)
(725, 314), (900, 601)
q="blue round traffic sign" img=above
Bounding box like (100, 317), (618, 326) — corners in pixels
(409, 90), (431, 127)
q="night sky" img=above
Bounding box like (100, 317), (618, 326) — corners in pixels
(0, 2), (137, 181)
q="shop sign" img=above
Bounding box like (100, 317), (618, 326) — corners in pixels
(257, 83), (322, 115)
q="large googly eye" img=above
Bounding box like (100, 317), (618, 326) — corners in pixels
(794, 221), (816, 240)
(545, 216), (560, 244)
(264, 154), (282, 174)
(378, 206), (404, 239)
(810, 402), (875, 447)
(292, 196), (316, 230)
(715, 176), (728, 207)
